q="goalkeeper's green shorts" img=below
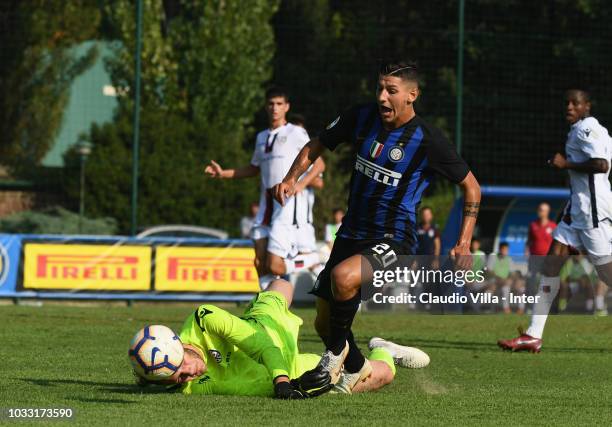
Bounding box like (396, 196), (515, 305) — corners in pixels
(242, 291), (320, 378)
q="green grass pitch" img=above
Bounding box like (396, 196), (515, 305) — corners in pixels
(2, 303), (612, 426)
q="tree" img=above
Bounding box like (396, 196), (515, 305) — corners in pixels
(67, 0), (279, 234)
(0, 0), (100, 175)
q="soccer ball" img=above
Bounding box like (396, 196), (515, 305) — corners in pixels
(128, 325), (184, 380)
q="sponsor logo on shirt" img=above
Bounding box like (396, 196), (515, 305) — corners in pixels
(355, 155), (401, 187)
(197, 375), (211, 384)
(209, 350), (222, 364)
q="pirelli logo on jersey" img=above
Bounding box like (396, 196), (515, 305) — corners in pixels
(155, 247), (259, 292)
(23, 243), (151, 290)
(355, 155), (401, 187)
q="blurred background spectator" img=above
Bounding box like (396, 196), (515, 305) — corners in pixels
(487, 242), (526, 314)
(525, 202), (557, 299)
(240, 201), (259, 239)
(416, 206), (441, 269)
(324, 208), (344, 250)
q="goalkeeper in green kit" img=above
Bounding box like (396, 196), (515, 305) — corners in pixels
(131, 279), (429, 398)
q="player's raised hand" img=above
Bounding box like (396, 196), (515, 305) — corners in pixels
(204, 160), (224, 178)
(548, 153), (567, 169)
(272, 180), (296, 206)
(450, 242), (473, 271)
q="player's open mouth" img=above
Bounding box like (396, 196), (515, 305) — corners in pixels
(379, 105), (393, 116)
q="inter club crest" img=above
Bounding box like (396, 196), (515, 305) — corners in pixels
(369, 141), (384, 159)
(388, 146), (404, 162)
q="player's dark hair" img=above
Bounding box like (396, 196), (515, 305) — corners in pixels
(265, 86), (289, 102)
(499, 242), (509, 249)
(332, 207), (344, 215)
(566, 88), (591, 103)
(379, 59), (420, 84)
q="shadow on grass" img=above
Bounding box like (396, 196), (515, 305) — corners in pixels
(14, 378), (173, 395)
(71, 397), (137, 404)
(298, 332), (497, 351)
(299, 334), (611, 353)
(399, 338), (611, 353)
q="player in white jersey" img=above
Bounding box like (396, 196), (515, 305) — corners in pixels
(499, 89), (612, 352)
(296, 185), (319, 253)
(274, 115), (327, 277)
(291, 116), (324, 252)
(284, 163), (326, 277)
(205, 87), (324, 289)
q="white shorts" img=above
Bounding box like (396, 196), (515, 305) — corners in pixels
(250, 225), (269, 241)
(267, 223), (299, 259)
(295, 223), (317, 253)
(553, 220), (612, 266)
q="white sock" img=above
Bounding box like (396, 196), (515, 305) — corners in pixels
(526, 276), (560, 339)
(284, 252), (321, 274)
(258, 274), (275, 291)
(586, 299), (594, 311)
(501, 285), (510, 309)
(595, 295), (605, 311)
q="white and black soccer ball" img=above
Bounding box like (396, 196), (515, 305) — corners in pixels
(128, 325), (184, 380)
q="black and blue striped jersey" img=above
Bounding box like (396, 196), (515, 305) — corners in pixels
(318, 103), (470, 250)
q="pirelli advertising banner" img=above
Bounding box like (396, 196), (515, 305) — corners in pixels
(0, 234), (259, 300)
(23, 244), (152, 291)
(155, 247), (257, 292)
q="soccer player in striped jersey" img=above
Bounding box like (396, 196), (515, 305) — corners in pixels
(273, 60), (481, 392)
(498, 89), (612, 352)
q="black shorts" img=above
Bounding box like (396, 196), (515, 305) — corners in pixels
(310, 236), (414, 302)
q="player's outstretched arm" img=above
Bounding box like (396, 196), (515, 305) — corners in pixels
(273, 138), (326, 205)
(549, 153), (609, 173)
(451, 171), (481, 269)
(204, 160), (260, 179)
(187, 305), (291, 380)
(296, 157), (326, 193)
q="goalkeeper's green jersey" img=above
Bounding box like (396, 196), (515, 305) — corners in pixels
(178, 291), (319, 397)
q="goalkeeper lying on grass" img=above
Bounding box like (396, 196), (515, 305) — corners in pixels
(131, 279), (429, 398)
